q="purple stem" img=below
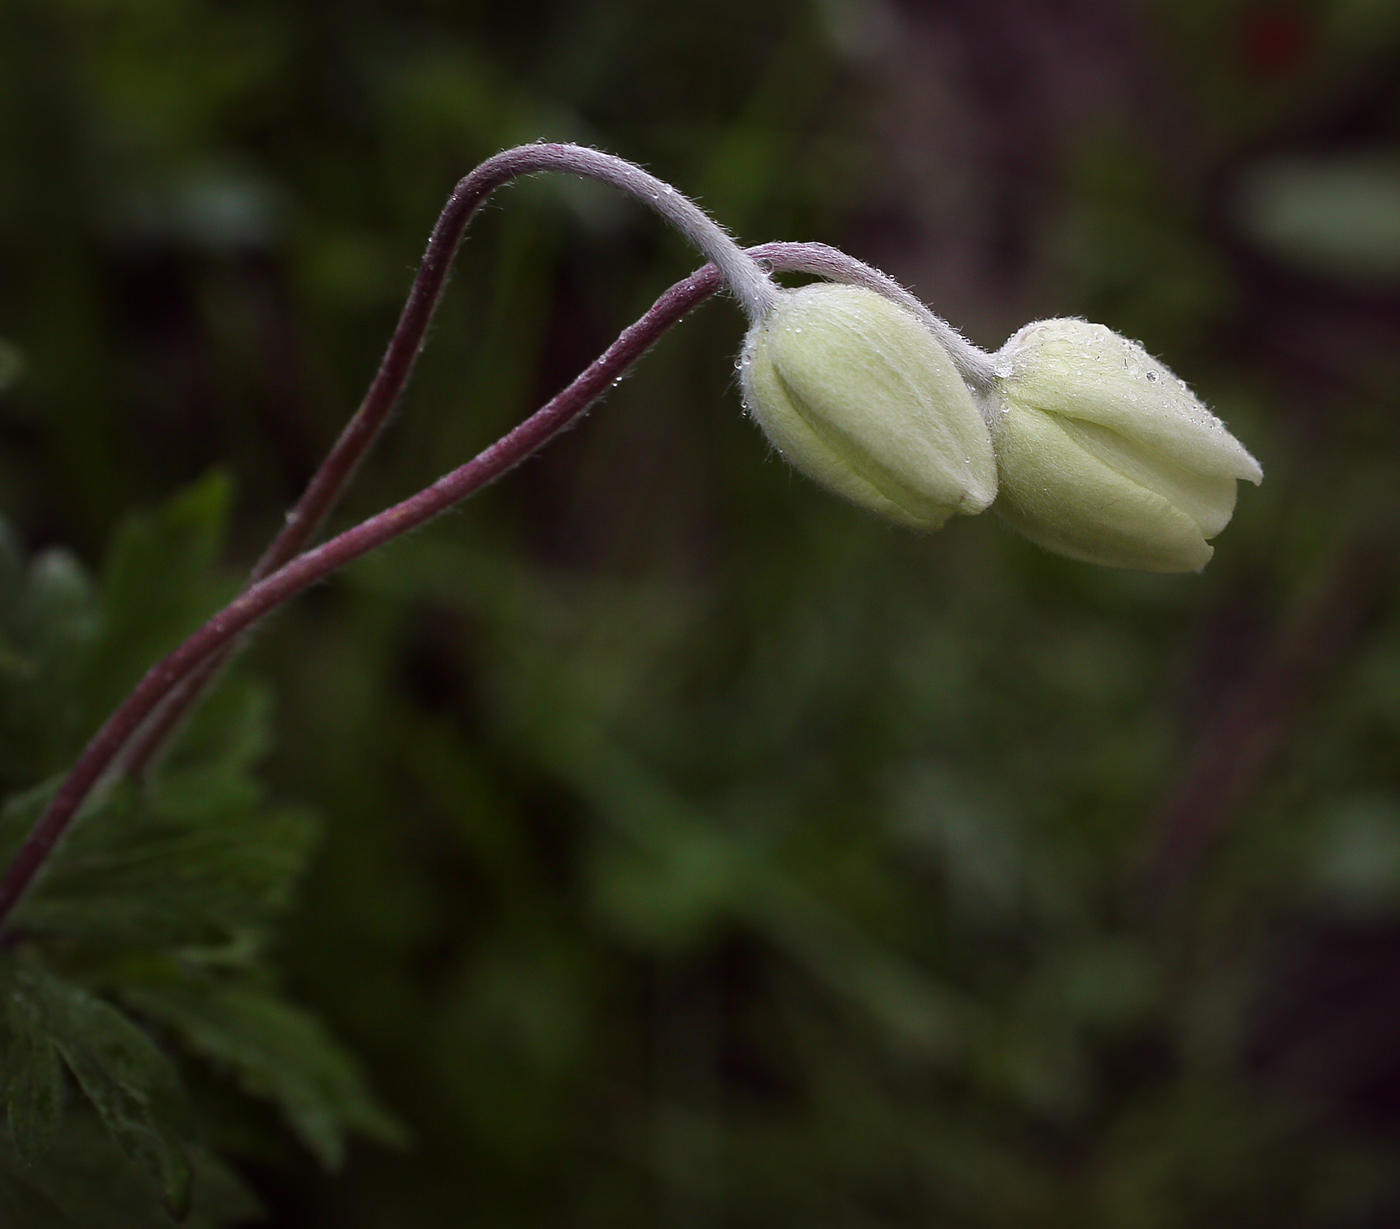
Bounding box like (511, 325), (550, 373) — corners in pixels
(125, 142), (760, 776)
(0, 233), (932, 928)
(125, 229), (917, 777)
(0, 264), (718, 926)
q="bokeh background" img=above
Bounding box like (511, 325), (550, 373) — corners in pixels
(5, 0), (1400, 1224)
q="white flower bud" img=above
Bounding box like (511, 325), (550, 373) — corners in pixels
(989, 319), (1263, 573)
(740, 283), (998, 529)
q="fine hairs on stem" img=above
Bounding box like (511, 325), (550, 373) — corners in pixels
(0, 145), (978, 928)
(122, 143), (783, 779)
(536, 145), (779, 320)
(758, 241), (996, 391)
(123, 154), (984, 780)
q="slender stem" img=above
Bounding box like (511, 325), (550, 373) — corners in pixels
(256, 143), (772, 566)
(124, 143), (778, 777)
(0, 262), (729, 928)
(756, 242), (996, 389)
(275, 142), (769, 558)
(0, 232), (961, 927)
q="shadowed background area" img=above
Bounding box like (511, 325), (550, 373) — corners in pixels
(4, 0), (1400, 1224)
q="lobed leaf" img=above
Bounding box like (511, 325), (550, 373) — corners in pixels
(0, 958), (63, 1164)
(0, 483), (395, 1214)
(13, 784), (318, 949)
(0, 1103), (259, 1229)
(124, 974), (405, 1168)
(24, 968), (193, 1219)
(81, 471), (240, 726)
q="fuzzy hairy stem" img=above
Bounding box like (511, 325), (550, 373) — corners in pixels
(0, 264), (721, 926)
(0, 225), (960, 926)
(0, 239), (856, 927)
(123, 143), (779, 776)
(759, 242), (995, 389)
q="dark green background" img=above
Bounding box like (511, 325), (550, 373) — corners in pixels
(5, 0), (1400, 1224)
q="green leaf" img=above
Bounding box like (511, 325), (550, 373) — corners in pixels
(124, 974), (405, 1168)
(24, 968), (193, 1219)
(0, 549), (100, 787)
(13, 782), (319, 949)
(5, 671), (316, 951)
(83, 471), (239, 723)
(161, 676), (273, 784)
(0, 1103), (259, 1229)
(0, 477), (244, 793)
(0, 960), (63, 1164)
(0, 779), (54, 894)
(0, 484), (393, 1207)
(0, 1163), (81, 1228)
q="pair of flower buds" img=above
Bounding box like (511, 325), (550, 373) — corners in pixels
(739, 283), (1262, 572)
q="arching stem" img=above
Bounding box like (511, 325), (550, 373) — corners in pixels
(0, 227), (973, 929)
(758, 241), (995, 390)
(0, 261), (722, 927)
(124, 143), (780, 778)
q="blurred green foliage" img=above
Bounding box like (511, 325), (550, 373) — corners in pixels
(0, 477), (399, 1225)
(4, 0), (1400, 1226)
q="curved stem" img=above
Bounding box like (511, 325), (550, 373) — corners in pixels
(127, 245), (970, 777)
(124, 143), (778, 777)
(757, 242), (996, 389)
(0, 235), (961, 928)
(526, 145), (778, 320)
(280, 143), (771, 560)
(0, 260), (729, 928)
(263, 143), (772, 565)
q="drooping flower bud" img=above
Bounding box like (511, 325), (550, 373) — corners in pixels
(740, 283), (998, 530)
(988, 319), (1263, 573)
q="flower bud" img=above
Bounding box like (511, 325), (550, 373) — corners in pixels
(740, 283), (997, 529)
(989, 319), (1263, 573)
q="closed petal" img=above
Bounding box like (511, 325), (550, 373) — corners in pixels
(1057, 417), (1240, 538)
(743, 337), (938, 528)
(999, 320), (1263, 485)
(747, 285), (997, 525)
(994, 401), (1214, 573)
